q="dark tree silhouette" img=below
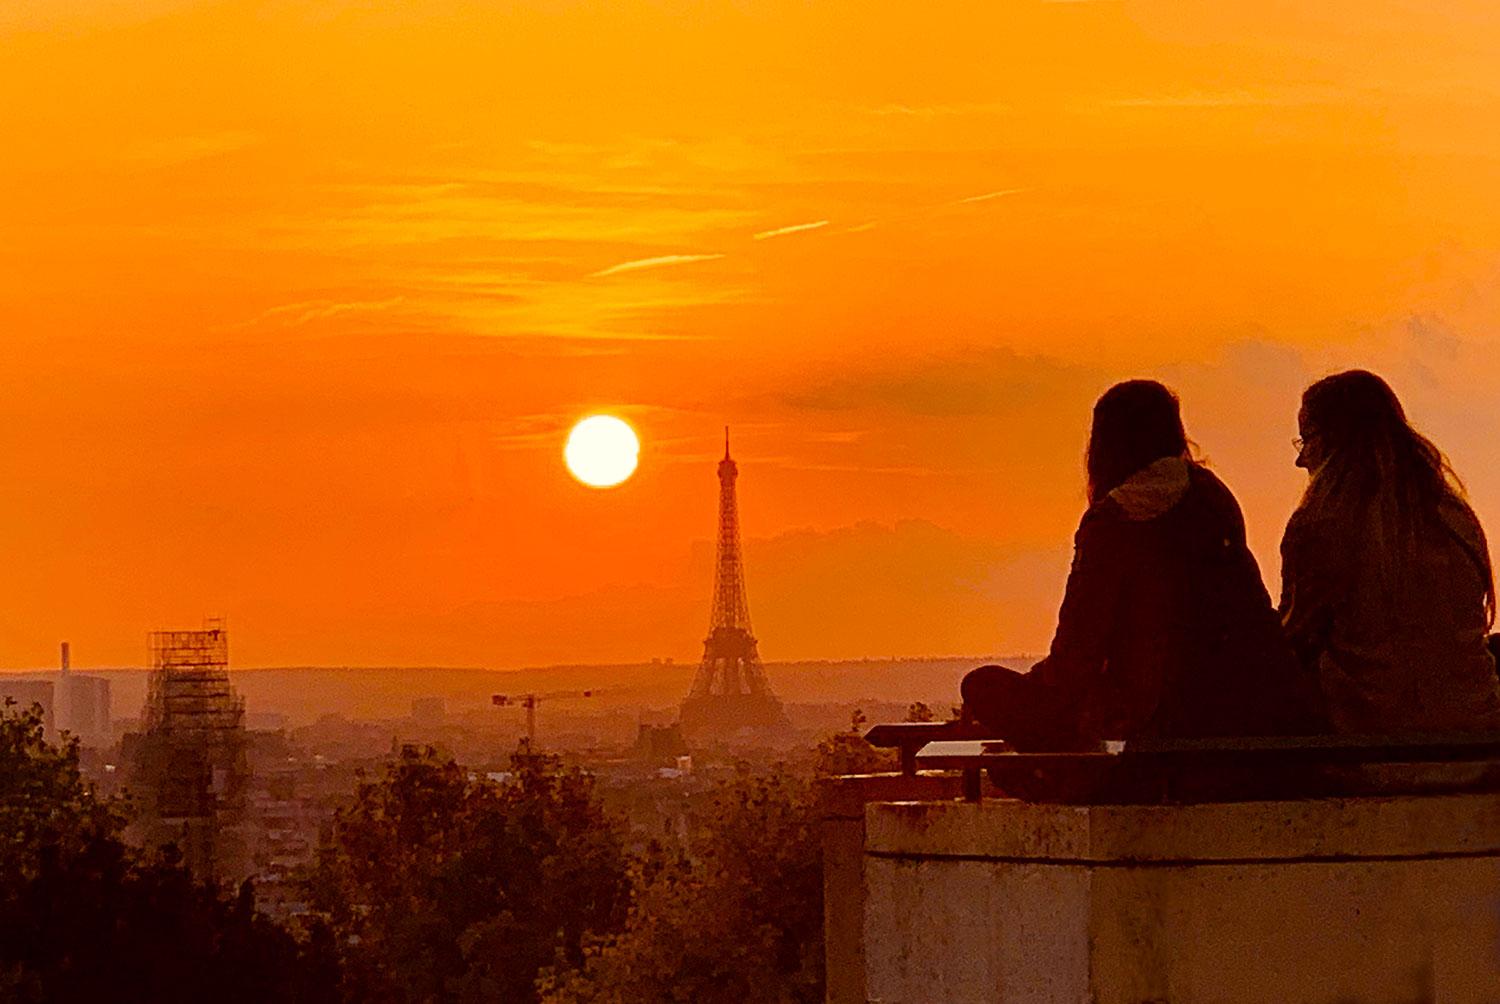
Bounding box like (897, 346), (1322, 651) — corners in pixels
(0, 700), (337, 1004)
(539, 766), (824, 1004)
(310, 744), (629, 1004)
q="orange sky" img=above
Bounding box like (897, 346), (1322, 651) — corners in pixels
(4, 1), (1500, 669)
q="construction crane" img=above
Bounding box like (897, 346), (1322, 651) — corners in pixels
(491, 690), (596, 748)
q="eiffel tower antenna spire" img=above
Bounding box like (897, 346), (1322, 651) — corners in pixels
(680, 429), (788, 736)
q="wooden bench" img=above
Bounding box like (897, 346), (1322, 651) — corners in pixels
(907, 732), (1500, 803)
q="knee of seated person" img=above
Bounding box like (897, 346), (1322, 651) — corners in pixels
(961, 664), (1007, 704)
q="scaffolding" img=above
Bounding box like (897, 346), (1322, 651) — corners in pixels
(134, 618), (247, 876)
(144, 619), (244, 738)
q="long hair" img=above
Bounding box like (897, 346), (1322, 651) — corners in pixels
(1086, 380), (1189, 504)
(1298, 369), (1494, 623)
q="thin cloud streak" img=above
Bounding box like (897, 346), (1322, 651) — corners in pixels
(862, 101), (1011, 118)
(753, 220), (831, 240)
(228, 296), (408, 330)
(836, 188), (1026, 235)
(772, 461), (947, 477)
(590, 254), (726, 278)
(953, 188), (1028, 205)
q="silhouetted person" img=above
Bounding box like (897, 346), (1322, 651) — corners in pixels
(1282, 370), (1500, 733)
(962, 380), (1318, 750)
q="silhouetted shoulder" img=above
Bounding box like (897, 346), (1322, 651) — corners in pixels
(1281, 503), (1337, 550)
(1185, 464), (1249, 535)
(1073, 493), (1129, 549)
(1187, 463), (1230, 498)
(1439, 496), (1489, 552)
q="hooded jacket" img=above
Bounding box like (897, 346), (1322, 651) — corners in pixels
(1016, 458), (1318, 744)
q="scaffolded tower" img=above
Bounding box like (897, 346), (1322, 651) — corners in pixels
(145, 622), (244, 737)
(135, 619), (247, 877)
(680, 431), (789, 737)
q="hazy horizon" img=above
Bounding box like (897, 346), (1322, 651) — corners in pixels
(4, 655), (1027, 727)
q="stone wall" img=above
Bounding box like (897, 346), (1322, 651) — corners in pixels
(856, 794), (1500, 1004)
(820, 772), (979, 1004)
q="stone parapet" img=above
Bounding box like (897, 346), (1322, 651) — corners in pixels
(860, 794), (1500, 1004)
(821, 772), (987, 1004)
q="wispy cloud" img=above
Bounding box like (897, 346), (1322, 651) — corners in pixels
(806, 430), (868, 445)
(862, 102), (1011, 118)
(490, 404), (679, 450)
(590, 254), (726, 278)
(247, 296), (407, 328)
(953, 188), (1027, 205)
(782, 346), (1095, 418)
(768, 460), (946, 477)
(836, 188), (1026, 235)
(753, 220), (831, 241)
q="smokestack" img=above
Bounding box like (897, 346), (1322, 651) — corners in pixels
(60, 641), (70, 676)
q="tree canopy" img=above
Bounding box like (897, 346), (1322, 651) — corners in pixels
(539, 766), (824, 1004)
(310, 745), (630, 1004)
(0, 700), (337, 1004)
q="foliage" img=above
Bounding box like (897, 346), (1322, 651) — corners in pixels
(310, 744), (629, 1004)
(810, 702), (961, 778)
(539, 766), (823, 1004)
(906, 700), (963, 722)
(905, 701), (937, 723)
(812, 708), (896, 777)
(0, 700), (337, 1004)
(0, 699), (120, 880)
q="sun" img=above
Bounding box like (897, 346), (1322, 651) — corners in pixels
(564, 415), (640, 488)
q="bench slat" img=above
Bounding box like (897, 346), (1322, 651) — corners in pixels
(911, 733), (1500, 804)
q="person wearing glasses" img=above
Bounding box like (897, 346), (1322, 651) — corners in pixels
(1282, 370), (1500, 734)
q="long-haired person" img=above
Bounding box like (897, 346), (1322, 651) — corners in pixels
(963, 380), (1318, 750)
(1282, 370), (1500, 733)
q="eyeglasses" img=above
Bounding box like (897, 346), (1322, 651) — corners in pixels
(1292, 437), (1304, 453)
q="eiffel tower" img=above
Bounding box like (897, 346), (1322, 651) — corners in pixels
(679, 430), (789, 737)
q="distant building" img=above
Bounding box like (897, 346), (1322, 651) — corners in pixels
(52, 642), (112, 747)
(58, 675), (112, 747)
(634, 723), (689, 765)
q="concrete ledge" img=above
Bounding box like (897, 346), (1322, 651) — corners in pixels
(861, 795), (1500, 1004)
(866, 793), (1500, 863)
(821, 772), (993, 1004)
(821, 771), (974, 820)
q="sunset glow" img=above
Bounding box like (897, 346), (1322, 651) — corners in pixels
(3, 2), (1500, 669)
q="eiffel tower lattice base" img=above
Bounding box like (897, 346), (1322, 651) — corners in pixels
(680, 692), (789, 735)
